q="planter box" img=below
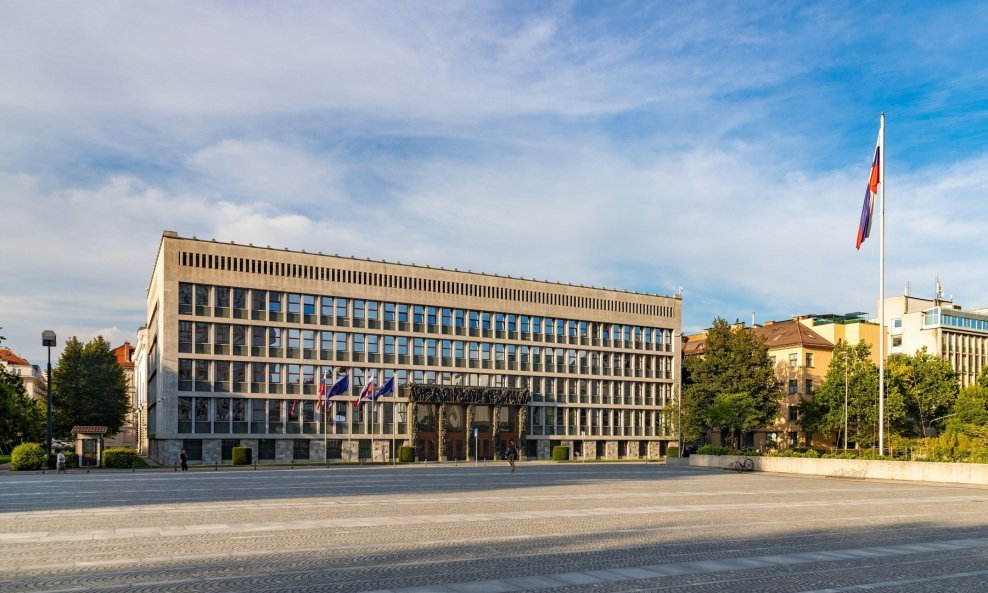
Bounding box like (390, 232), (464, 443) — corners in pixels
(689, 454), (988, 485)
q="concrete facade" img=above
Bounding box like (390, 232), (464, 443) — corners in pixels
(884, 294), (988, 388)
(145, 232), (682, 463)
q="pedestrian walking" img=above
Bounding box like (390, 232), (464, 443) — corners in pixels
(56, 450), (66, 475)
(506, 440), (518, 472)
(179, 448), (188, 471)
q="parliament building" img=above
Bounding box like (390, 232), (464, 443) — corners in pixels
(143, 231), (682, 464)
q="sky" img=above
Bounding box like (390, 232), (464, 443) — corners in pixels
(2, 1), (988, 365)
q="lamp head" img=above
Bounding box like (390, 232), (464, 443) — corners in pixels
(42, 330), (56, 347)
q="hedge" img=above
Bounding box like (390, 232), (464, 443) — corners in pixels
(103, 447), (138, 469)
(398, 446), (415, 463)
(551, 445), (570, 461)
(11, 443), (47, 471)
(666, 446), (679, 458)
(232, 446), (252, 465)
(697, 445), (730, 456)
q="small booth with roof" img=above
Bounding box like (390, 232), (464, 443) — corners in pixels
(71, 426), (108, 468)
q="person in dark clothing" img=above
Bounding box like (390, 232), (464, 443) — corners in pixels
(179, 448), (188, 471)
(506, 441), (518, 472)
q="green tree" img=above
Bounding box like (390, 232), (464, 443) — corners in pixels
(0, 333), (44, 451)
(894, 347), (958, 436)
(802, 340), (909, 450)
(706, 391), (765, 450)
(978, 365), (988, 389)
(946, 384), (988, 436)
(0, 359), (44, 451)
(50, 336), (128, 437)
(683, 318), (779, 444)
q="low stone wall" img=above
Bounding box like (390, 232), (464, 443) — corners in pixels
(689, 454), (988, 485)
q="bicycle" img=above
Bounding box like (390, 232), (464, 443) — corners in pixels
(732, 456), (754, 473)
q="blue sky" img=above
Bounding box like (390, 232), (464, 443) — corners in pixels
(2, 1), (988, 364)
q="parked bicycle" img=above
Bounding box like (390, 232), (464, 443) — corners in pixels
(733, 455), (754, 473)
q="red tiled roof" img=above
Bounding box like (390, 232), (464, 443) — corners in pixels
(112, 342), (136, 367)
(0, 347), (30, 366)
(70, 426), (108, 435)
(751, 320), (834, 350)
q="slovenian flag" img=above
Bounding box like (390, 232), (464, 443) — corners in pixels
(856, 127), (882, 249)
(315, 373), (327, 413)
(355, 375), (376, 408)
(372, 376), (396, 400)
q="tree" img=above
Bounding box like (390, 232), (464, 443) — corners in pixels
(683, 318), (779, 445)
(945, 385), (988, 436)
(50, 336), (128, 437)
(0, 333), (44, 451)
(978, 365), (988, 389)
(894, 347), (958, 436)
(706, 392), (765, 450)
(0, 358), (44, 451)
(802, 340), (917, 450)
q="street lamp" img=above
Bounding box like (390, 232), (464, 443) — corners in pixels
(42, 330), (56, 455)
(841, 349), (850, 452)
(673, 330), (683, 458)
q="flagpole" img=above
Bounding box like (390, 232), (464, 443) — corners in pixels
(878, 112), (886, 455)
(322, 370), (328, 464)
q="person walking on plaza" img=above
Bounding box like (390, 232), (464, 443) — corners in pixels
(179, 448), (188, 471)
(506, 440), (518, 473)
(56, 450), (66, 475)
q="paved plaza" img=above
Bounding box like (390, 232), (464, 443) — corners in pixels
(2, 463), (988, 592)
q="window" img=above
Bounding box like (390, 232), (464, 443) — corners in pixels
(293, 439), (310, 460)
(789, 353), (798, 368)
(804, 379), (813, 394)
(892, 336), (902, 347)
(805, 353), (814, 368)
(788, 406), (799, 421)
(788, 380), (798, 395)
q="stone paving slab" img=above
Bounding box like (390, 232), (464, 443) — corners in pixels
(2, 464), (988, 592)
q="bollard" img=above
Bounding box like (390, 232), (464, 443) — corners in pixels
(175, 464), (178, 472)
(214, 461), (218, 471)
(132, 460), (135, 473)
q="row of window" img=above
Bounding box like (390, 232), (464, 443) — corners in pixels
(173, 396), (674, 439)
(175, 360), (676, 405)
(177, 322), (675, 376)
(179, 438), (339, 461)
(178, 251), (676, 318)
(178, 283), (677, 350)
(769, 352), (815, 368)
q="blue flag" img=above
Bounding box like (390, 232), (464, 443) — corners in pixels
(326, 373), (349, 399)
(372, 376), (395, 400)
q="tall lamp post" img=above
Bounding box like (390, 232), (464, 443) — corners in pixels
(42, 330), (57, 455)
(674, 330), (684, 458)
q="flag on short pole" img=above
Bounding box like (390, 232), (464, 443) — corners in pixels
(315, 372), (328, 413)
(326, 371), (349, 399)
(355, 374), (376, 408)
(856, 128), (882, 249)
(372, 375), (396, 400)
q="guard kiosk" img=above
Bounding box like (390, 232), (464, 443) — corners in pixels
(71, 426), (108, 468)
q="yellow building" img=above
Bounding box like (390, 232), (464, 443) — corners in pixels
(685, 313), (881, 450)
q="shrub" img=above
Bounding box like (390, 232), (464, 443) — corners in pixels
(697, 445), (729, 456)
(398, 446), (416, 463)
(11, 443), (47, 471)
(666, 446), (679, 458)
(102, 447), (138, 469)
(232, 446), (252, 465)
(551, 446), (569, 461)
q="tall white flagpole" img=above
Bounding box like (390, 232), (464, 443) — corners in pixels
(878, 112), (886, 455)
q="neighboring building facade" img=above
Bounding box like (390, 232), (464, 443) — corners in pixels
(685, 314), (882, 450)
(0, 347), (47, 401)
(145, 231), (683, 464)
(105, 342), (137, 450)
(884, 294), (988, 388)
